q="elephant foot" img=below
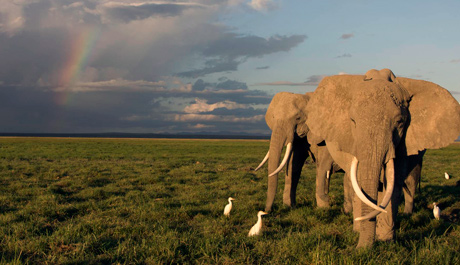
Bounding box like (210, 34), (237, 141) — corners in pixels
(282, 197), (295, 208)
(316, 194), (330, 208)
(376, 230), (395, 242)
(376, 221), (395, 242)
(283, 196), (296, 207)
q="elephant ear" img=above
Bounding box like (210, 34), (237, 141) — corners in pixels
(305, 75), (364, 148)
(398, 77), (460, 156)
(265, 92), (310, 131)
(265, 92), (290, 130)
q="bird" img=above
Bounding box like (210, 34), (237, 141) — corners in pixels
(445, 172), (450, 179)
(248, 211), (268, 236)
(223, 197), (235, 217)
(433, 202), (441, 220)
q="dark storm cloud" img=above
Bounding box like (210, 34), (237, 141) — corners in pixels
(178, 33), (307, 77)
(192, 78), (248, 91)
(0, 76), (271, 133)
(189, 78), (271, 104)
(0, 1), (294, 134)
(256, 66), (270, 70)
(0, 29), (68, 86)
(105, 3), (204, 23)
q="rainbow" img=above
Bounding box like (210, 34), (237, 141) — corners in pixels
(56, 26), (100, 105)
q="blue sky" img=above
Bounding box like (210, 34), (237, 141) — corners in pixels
(1, 0), (459, 134)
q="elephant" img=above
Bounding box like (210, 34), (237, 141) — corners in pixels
(254, 92), (351, 212)
(303, 68), (460, 247)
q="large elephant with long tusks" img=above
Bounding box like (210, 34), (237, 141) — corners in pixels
(304, 68), (460, 248)
(254, 92), (349, 212)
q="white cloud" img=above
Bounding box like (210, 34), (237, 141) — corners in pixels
(184, 98), (248, 113)
(248, 0), (278, 12)
(190, 123), (215, 129)
(174, 113), (264, 122)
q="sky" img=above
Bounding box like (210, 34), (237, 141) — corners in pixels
(1, 0), (460, 135)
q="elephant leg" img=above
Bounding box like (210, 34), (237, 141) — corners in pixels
(315, 168), (331, 208)
(343, 172), (353, 213)
(283, 136), (309, 207)
(403, 165), (420, 214)
(403, 153), (424, 214)
(315, 146), (334, 208)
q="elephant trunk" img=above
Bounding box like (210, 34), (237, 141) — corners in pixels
(354, 149), (386, 248)
(265, 124), (294, 212)
(355, 159), (395, 221)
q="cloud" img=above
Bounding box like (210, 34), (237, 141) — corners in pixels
(254, 81), (311, 86)
(256, 66), (270, 70)
(184, 98), (249, 114)
(0, 1), (302, 135)
(248, 0), (278, 12)
(336, 53), (352, 58)
(254, 75), (326, 87)
(340, 33), (354, 40)
(450, 59), (460, 63)
(174, 113), (264, 123)
(190, 123), (215, 129)
(178, 33), (307, 77)
(102, 2), (205, 23)
(304, 75), (326, 85)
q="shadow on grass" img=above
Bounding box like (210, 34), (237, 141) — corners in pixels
(396, 183), (460, 243)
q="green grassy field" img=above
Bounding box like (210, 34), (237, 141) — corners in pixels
(0, 137), (459, 264)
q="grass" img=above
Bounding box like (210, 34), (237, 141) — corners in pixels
(0, 137), (459, 264)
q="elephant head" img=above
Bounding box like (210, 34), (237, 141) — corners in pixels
(305, 69), (460, 247)
(255, 92), (311, 211)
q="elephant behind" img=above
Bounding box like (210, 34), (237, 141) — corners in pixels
(255, 92), (350, 212)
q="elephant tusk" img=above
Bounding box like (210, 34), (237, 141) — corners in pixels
(350, 156), (388, 214)
(326, 170), (330, 179)
(255, 151), (270, 171)
(269, 142), (292, 177)
(355, 159), (395, 221)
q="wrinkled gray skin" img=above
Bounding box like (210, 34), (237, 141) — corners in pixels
(260, 90), (422, 215)
(261, 92), (346, 212)
(306, 69), (460, 248)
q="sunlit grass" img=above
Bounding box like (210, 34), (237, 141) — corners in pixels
(0, 138), (459, 264)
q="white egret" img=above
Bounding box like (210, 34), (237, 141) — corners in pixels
(433, 202), (441, 220)
(445, 172), (450, 180)
(248, 211), (268, 236)
(223, 197), (235, 217)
